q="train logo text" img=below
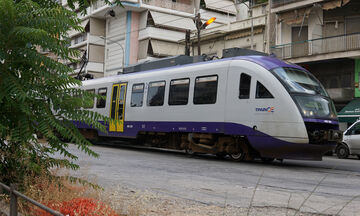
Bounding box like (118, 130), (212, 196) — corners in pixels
(255, 107), (275, 113)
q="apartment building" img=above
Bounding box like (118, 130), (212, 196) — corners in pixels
(270, 0), (360, 128)
(63, 0), (238, 78)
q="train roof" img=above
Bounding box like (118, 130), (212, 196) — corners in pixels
(232, 55), (304, 71)
(82, 56), (304, 86)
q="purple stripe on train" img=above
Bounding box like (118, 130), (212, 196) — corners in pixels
(74, 119), (336, 160)
(303, 118), (338, 125)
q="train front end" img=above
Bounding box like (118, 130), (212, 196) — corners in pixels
(270, 66), (342, 159)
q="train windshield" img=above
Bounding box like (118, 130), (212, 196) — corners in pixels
(293, 95), (337, 119)
(272, 67), (328, 97)
(272, 67), (337, 120)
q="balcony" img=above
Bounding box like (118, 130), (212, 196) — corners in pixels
(271, 33), (360, 60)
(272, 0), (306, 8)
(271, 0), (326, 12)
(142, 0), (193, 13)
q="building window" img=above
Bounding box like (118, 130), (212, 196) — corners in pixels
(131, 83), (144, 107)
(169, 78), (190, 105)
(194, 75), (218, 104)
(256, 81), (274, 99)
(71, 33), (87, 46)
(147, 81), (166, 106)
(239, 73), (251, 99)
(96, 88), (107, 108)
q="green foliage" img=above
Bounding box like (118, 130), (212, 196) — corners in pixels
(66, 0), (123, 15)
(0, 0), (111, 186)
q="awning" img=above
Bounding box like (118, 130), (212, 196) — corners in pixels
(149, 11), (196, 31)
(150, 39), (184, 56)
(225, 27), (263, 40)
(68, 19), (89, 37)
(322, 0), (351, 10)
(278, 7), (312, 25)
(204, 0), (237, 15)
(338, 98), (360, 123)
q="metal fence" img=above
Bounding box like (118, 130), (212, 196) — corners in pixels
(270, 33), (360, 59)
(0, 182), (63, 216)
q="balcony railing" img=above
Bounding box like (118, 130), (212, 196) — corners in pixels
(271, 33), (360, 59)
(272, 0), (304, 8)
(143, 0), (193, 13)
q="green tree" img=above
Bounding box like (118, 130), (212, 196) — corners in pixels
(0, 0), (118, 186)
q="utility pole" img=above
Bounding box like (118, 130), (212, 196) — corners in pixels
(75, 50), (89, 80)
(185, 30), (190, 56)
(196, 13), (201, 55)
(193, 0), (215, 56)
(195, 0), (201, 56)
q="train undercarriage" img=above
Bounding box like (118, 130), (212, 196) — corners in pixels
(79, 129), (269, 162)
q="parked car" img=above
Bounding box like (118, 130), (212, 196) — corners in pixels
(336, 120), (360, 159)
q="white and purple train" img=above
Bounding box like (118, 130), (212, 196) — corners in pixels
(77, 55), (342, 161)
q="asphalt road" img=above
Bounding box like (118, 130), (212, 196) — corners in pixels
(65, 143), (360, 215)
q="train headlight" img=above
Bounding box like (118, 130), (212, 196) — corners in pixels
(302, 110), (314, 117)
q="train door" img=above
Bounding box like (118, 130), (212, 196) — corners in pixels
(109, 83), (127, 132)
(225, 65), (255, 125)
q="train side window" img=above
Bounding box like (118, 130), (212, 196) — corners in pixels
(147, 81), (165, 106)
(96, 88), (107, 108)
(256, 81), (274, 99)
(194, 75), (218, 104)
(131, 83), (144, 107)
(239, 73), (251, 99)
(84, 89), (95, 109)
(169, 78), (190, 105)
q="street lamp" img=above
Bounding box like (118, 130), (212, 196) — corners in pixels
(100, 36), (125, 73)
(195, 15), (216, 55)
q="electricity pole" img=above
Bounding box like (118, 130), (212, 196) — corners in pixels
(185, 30), (191, 56)
(192, 0), (215, 56)
(196, 12), (201, 56)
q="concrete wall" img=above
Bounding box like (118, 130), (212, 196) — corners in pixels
(199, 33), (265, 58)
(90, 18), (105, 36)
(236, 3), (249, 21)
(104, 12), (127, 76)
(89, 45), (105, 63)
(308, 6), (323, 54)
